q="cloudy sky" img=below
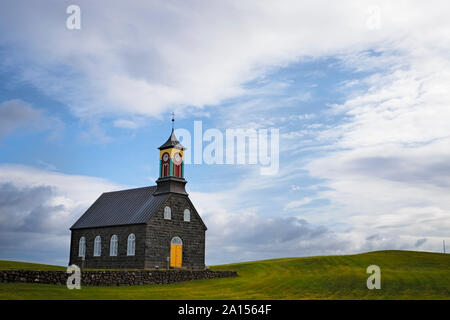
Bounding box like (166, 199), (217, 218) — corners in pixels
(0, 0), (449, 266)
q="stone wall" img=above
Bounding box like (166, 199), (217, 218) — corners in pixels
(69, 224), (147, 269)
(145, 193), (206, 269)
(0, 269), (237, 286)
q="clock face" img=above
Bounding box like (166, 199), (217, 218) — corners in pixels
(174, 153), (182, 164)
(163, 153), (169, 161)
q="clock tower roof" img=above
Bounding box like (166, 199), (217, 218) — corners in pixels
(158, 129), (185, 151)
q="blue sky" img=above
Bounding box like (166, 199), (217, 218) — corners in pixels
(1, 1), (449, 266)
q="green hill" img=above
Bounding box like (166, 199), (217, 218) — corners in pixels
(0, 250), (448, 299)
(0, 260), (65, 271)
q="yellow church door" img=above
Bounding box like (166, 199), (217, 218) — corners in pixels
(170, 237), (183, 267)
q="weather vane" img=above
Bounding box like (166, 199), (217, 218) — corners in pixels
(171, 111), (175, 130)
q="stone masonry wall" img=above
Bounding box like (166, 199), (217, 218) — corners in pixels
(0, 269), (237, 286)
(145, 193), (206, 269)
(69, 224), (147, 269)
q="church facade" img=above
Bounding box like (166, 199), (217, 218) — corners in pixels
(69, 129), (207, 269)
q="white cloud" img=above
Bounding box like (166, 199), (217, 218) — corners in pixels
(0, 100), (41, 136)
(0, 164), (123, 203)
(0, 99), (63, 140)
(113, 119), (141, 129)
(200, 6), (450, 256)
(284, 197), (314, 211)
(300, 42), (450, 254)
(2, 1), (450, 119)
(0, 165), (123, 265)
(190, 191), (351, 264)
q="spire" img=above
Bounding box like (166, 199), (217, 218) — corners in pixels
(158, 114), (185, 150)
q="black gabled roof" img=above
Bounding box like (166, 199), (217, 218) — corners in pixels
(158, 129), (185, 150)
(70, 186), (169, 230)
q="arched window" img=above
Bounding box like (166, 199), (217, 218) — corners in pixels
(171, 236), (183, 245)
(94, 236), (101, 257)
(173, 152), (182, 178)
(127, 233), (136, 256)
(184, 209), (191, 222)
(164, 206), (171, 220)
(78, 237), (86, 257)
(110, 235), (118, 256)
(162, 152), (170, 177)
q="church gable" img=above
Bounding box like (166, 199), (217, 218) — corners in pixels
(148, 193), (207, 230)
(144, 193), (206, 269)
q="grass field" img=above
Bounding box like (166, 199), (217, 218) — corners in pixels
(0, 250), (448, 299)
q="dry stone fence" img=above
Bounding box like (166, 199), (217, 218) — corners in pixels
(0, 269), (237, 286)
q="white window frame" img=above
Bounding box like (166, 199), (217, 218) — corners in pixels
(127, 233), (136, 256)
(184, 209), (191, 222)
(94, 235), (101, 257)
(78, 237), (86, 258)
(164, 206), (171, 220)
(171, 236), (183, 245)
(110, 235), (118, 256)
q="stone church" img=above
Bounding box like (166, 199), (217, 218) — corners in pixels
(69, 129), (207, 269)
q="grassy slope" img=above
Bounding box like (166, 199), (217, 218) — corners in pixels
(0, 260), (65, 271)
(0, 250), (448, 300)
